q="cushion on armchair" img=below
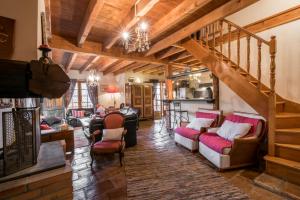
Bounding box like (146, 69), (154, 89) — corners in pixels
(200, 133), (232, 154)
(93, 140), (122, 153)
(216, 120), (252, 141)
(175, 127), (201, 141)
(102, 128), (124, 141)
(186, 118), (214, 131)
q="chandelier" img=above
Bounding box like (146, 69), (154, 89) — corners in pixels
(122, 21), (150, 53)
(87, 69), (100, 87)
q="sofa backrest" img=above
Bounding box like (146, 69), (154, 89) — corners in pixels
(225, 112), (266, 137)
(196, 109), (222, 127)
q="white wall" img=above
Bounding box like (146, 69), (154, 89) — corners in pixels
(0, 0), (45, 61)
(218, 0), (300, 114)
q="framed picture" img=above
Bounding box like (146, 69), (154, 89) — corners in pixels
(0, 16), (15, 59)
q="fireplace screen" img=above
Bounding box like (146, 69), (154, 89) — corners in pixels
(0, 108), (40, 177)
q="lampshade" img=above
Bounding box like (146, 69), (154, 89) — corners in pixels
(106, 85), (119, 93)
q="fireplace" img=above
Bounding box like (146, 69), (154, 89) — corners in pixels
(0, 107), (40, 177)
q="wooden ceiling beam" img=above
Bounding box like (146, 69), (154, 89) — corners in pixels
(169, 52), (191, 62)
(113, 62), (139, 75)
(142, 65), (163, 74)
(49, 34), (175, 66)
(155, 47), (185, 60)
(105, 0), (160, 49)
(133, 64), (162, 73)
(150, 0), (213, 40)
(146, 0), (259, 56)
(79, 55), (101, 72)
(77, 0), (104, 46)
(65, 53), (77, 73)
(97, 57), (118, 71)
(104, 60), (135, 75)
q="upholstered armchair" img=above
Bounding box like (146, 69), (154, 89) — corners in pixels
(174, 109), (222, 152)
(90, 112), (126, 167)
(199, 112), (266, 170)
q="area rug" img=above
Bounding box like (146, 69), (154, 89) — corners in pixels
(124, 129), (249, 200)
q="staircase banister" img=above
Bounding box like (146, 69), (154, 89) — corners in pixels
(223, 19), (270, 45)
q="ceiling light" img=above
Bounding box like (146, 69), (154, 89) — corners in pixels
(122, 31), (130, 40)
(139, 21), (148, 31)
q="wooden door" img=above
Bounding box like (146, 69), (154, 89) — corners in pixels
(132, 85), (143, 118)
(143, 85), (153, 119)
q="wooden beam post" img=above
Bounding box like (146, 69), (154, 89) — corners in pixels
(165, 65), (173, 100)
(65, 53), (77, 72)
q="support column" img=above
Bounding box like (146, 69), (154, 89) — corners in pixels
(164, 65), (173, 100)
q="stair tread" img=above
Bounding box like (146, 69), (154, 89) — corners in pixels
(265, 155), (300, 170)
(276, 112), (300, 118)
(276, 128), (300, 133)
(275, 143), (300, 150)
(276, 101), (285, 104)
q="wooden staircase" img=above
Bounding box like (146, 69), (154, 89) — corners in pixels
(181, 19), (300, 185)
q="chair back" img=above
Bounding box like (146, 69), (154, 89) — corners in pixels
(196, 108), (222, 127)
(103, 112), (125, 129)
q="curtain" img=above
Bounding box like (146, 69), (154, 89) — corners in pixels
(64, 79), (77, 108)
(87, 84), (98, 111)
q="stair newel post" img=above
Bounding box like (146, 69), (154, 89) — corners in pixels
(247, 36), (251, 74)
(268, 36), (277, 156)
(237, 29), (241, 70)
(228, 24), (232, 66)
(257, 40), (262, 89)
(219, 20), (223, 61)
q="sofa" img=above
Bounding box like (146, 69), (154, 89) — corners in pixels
(89, 108), (139, 148)
(199, 112), (266, 170)
(66, 108), (94, 128)
(174, 109), (222, 152)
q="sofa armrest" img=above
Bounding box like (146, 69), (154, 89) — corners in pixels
(229, 137), (260, 166)
(206, 127), (220, 133)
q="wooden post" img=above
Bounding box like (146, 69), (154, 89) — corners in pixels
(247, 36), (251, 74)
(219, 20), (223, 60)
(237, 30), (240, 70)
(212, 74), (219, 110)
(213, 23), (216, 54)
(268, 36), (277, 156)
(206, 26), (209, 48)
(257, 40), (262, 89)
(228, 24), (232, 66)
(165, 65), (173, 100)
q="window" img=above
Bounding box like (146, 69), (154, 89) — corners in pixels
(68, 82), (93, 109)
(153, 82), (166, 112)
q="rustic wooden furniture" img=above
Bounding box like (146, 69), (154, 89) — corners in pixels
(125, 83), (153, 120)
(41, 127), (74, 153)
(90, 112), (126, 167)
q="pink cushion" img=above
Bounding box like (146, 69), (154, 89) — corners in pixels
(92, 140), (122, 153)
(199, 132), (232, 154)
(195, 112), (219, 127)
(225, 114), (260, 135)
(175, 127), (201, 141)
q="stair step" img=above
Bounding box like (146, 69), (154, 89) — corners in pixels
(239, 71), (248, 76)
(265, 155), (300, 185)
(276, 112), (300, 129)
(275, 143), (300, 163)
(276, 128), (300, 145)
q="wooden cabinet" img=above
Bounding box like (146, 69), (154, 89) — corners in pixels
(125, 83), (153, 119)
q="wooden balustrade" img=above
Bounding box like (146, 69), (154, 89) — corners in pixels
(228, 24), (231, 65)
(257, 40), (262, 89)
(237, 29), (240, 70)
(247, 36), (251, 73)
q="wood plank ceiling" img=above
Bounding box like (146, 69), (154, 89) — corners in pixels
(47, 0), (256, 76)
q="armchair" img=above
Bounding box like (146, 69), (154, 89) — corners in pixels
(199, 112), (266, 170)
(174, 109), (222, 152)
(90, 112), (126, 167)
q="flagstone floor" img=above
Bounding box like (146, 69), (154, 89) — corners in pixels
(70, 120), (284, 200)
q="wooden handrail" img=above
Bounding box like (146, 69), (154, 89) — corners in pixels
(223, 19), (270, 45)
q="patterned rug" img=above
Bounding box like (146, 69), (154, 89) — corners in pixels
(124, 128), (249, 200)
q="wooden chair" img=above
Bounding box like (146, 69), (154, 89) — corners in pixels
(90, 112), (126, 167)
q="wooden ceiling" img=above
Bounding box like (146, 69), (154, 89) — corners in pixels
(47, 0), (257, 76)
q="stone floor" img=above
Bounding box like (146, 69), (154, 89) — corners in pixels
(70, 120), (286, 200)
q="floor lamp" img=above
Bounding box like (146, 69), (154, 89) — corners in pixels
(106, 86), (119, 108)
